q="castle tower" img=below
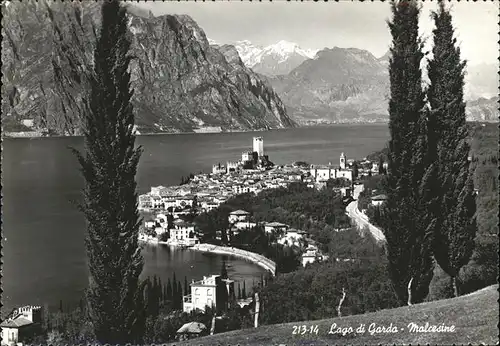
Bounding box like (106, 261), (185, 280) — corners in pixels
(340, 152), (346, 170)
(253, 137), (264, 157)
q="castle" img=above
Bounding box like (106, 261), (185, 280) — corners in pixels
(212, 137), (272, 174)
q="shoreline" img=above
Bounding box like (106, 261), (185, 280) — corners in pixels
(1, 123), (392, 139)
(138, 236), (276, 276)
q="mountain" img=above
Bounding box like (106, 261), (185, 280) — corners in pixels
(378, 50), (391, 67)
(1, 2), (294, 135)
(465, 97), (499, 122)
(233, 40), (318, 76)
(465, 63), (498, 101)
(267, 47), (498, 125)
(268, 47), (390, 125)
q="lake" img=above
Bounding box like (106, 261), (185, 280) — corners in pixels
(1, 124), (390, 315)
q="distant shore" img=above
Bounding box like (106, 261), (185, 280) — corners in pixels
(138, 236), (276, 275)
(1, 122), (392, 139)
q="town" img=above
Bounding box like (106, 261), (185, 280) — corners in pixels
(1, 136), (389, 346)
(133, 137), (388, 323)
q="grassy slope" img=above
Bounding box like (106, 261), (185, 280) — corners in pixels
(171, 285), (498, 346)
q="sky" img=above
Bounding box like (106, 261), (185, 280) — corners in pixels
(135, 1), (498, 66)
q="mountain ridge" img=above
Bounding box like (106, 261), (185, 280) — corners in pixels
(1, 2), (295, 135)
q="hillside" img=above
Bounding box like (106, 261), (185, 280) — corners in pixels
(1, 2), (295, 135)
(172, 284), (499, 345)
(268, 47), (390, 125)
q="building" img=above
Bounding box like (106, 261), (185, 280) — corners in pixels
(340, 187), (352, 198)
(169, 220), (198, 245)
(233, 221), (257, 230)
(21, 119), (35, 128)
(301, 245), (327, 267)
(278, 228), (305, 247)
(264, 222), (289, 234)
(309, 165), (353, 182)
(302, 250), (319, 267)
(226, 161), (239, 173)
(228, 210), (250, 223)
(138, 194), (153, 210)
(212, 163), (226, 175)
(371, 194), (387, 206)
(241, 151), (254, 162)
(183, 275), (235, 313)
(1, 306), (42, 346)
(340, 152), (347, 169)
(253, 137), (264, 157)
(176, 322), (208, 341)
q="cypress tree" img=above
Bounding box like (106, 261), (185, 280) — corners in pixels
(378, 156), (384, 175)
(166, 278), (173, 302)
(73, 1), (146, 342)
(158, 277), (163, 302)
(172, 273), (178, 303)
(427, 2), (477, 297)
(184, 276), (189, 296)
(221, 260), (228, 279)
(352, 161), (359, 179)
(383, 0), (435, 305)
(177, 281), (183, 309)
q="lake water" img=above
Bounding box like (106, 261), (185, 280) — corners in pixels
(1, 124), (389, 314)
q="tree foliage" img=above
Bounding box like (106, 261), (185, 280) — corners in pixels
(427, 1), (477, 297)
(71, 1), (146, 343)
(383, 0), (435, 305)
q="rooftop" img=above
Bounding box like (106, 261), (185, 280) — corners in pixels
(265, 222), (288, 227)
(229, 210), (250, 215)
(177, 321), (207, 334)
(0, 316), (33, 328)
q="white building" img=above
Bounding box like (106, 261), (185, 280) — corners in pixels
(301, 245), (327, 267)
(241, 151), (254, 162)
(138, 194), (153, 210)
(1, 306), (42, 346)
(21, 119), (35, 128)
(228, 210), (250, 223)
(183, 275), (234, 313)
(253, 137), (264, 157)
(278, 228), (305, 247)
(169, 220), (198, 245)
(150, 195), (164, 209)
(212, 164), (226, 175)
(340, 152), (347, 169)
(371, 194), (387, 207)
(264, 222), (289, 234)
(309, 165), (353, 182)
(226, 161), (239, 172)
(233, 221), (257, 230)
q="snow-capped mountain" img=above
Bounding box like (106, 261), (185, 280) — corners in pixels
(232, 40), (319, 76)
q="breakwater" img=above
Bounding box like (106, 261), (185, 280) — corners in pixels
(190, 244), (276, 276)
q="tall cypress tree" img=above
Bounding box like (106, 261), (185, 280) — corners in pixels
(177, 281), (183, 309)
(383, 0), (435, 305)
(221, 260), (228, 279)
(166, 278), (173, 302)
(427, 2), (477, 297)
(184, 276), (189, 296)
(73, 1), (145, 343)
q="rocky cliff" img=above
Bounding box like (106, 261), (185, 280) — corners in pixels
(1, 2), (295, 135)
